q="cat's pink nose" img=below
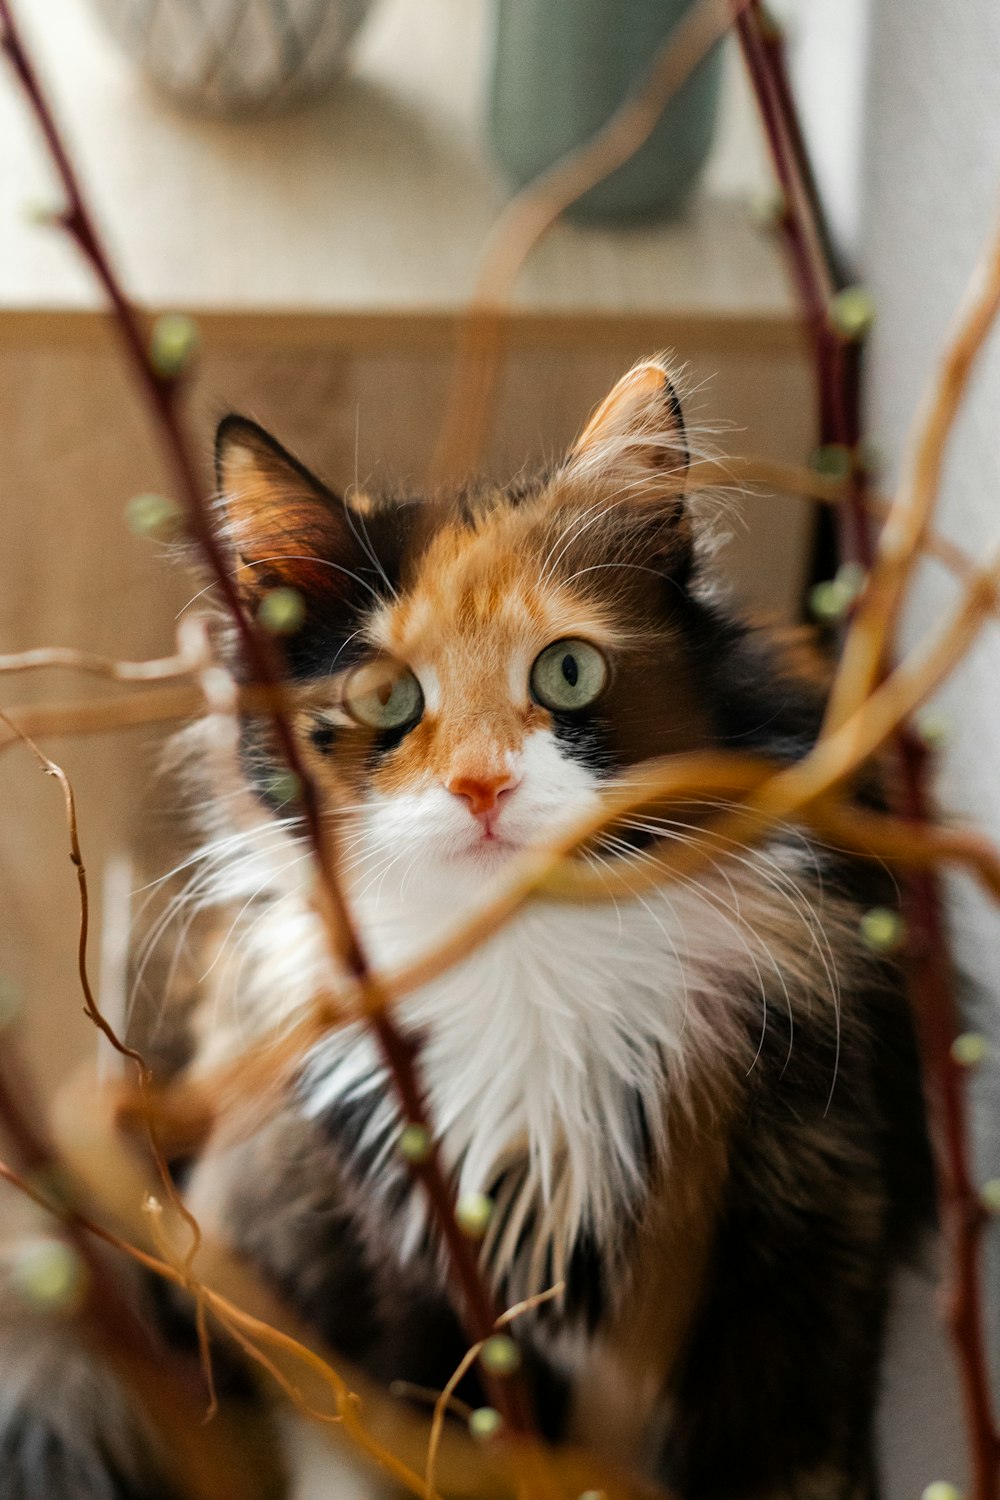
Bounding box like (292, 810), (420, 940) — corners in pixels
(447, 772), (517, 819)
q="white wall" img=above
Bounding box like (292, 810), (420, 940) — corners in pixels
(860, 0), (1000, 1401)
(780, 2), (1000, 1492)
(784, 0), (872, 258)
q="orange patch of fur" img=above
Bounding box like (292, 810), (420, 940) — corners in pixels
(366, 505), (618, 796)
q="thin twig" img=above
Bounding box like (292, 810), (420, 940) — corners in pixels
(0, 1), (539, 1438)
(430, 0), (754, 484)
(0, 645), (200, 680)
(735, 14), (1000, 1496)
(0, 1157), (441, 1500)
(0, 710), (213, 1356)
(426, 1284), (565, 1500)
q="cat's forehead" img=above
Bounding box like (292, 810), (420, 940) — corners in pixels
(366, 507), (617, 670)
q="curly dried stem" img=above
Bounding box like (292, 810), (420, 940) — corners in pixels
(0, 1), (541, 1439)
(430, 0), (752, 484)
(0, 1156), (440, 1500)
(0, 646), (199, 681)
(736, 9), (1000, 1493)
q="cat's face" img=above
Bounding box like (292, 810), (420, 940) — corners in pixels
(213, 361), (714, 888)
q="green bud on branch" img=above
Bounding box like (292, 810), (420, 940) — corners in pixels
(455, 1191), (494, 1238)
(859, 907), (906, 955)
(124, 492), (184, 542)
(149, 313), (200, 379)
(11, 1237), (88, 1316)
(397, 1123), (432, 1164)
(829, 285), (876, 341)
(480, 1334), (522, 1376)
(468, 1406), (504, 1443)
(257, 586), (307, 636)
(950, 1033), (988, 1068)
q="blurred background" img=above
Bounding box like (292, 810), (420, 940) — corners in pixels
(1, 1), (999, 1493)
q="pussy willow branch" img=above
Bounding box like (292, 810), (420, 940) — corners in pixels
(734, 7), (835, 368)
(0, 678), (354, 749)
(0, 646), (198, 680)
(0, 1), (538, 1444)
(429, 0), (754, 485)
(125, 701), (1000, 1143)
(5, 0), (1000, 1484)
(425, 1283), (566, 1500)
(899, 742), (1000, 1486)
(749, 8), (844, 285)
(736, 11), (1000, 1497)
(22, 515), (1000, 1158)
(0, 1), (352, 971)
(538, 798), (1000, 908)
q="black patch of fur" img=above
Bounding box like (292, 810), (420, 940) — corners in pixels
(221, 1106), (571, 1440)
(273, 501), (411, 682)
(661, 955), (931, 1500)
(663, 376), (689, 472)
(309, 718), (337, 755)
(549, 707), (617, 776)
(0, 1416), (178, 1500)
(674, 593), (824, 758)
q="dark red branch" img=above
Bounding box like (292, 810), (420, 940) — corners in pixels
(0, 0), (533, 1438)
(897, 740), (1000, 1496)
(734, 12), (835, 415)
(369, 1016), (537, 1433)
(752, 11), (845, 286)
(0, 2), (321, 880)
(735, 3), (873, 568)
(736, 7), (1000, 1496)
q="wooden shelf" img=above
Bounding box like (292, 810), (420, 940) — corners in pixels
(0, 0), (797, 343)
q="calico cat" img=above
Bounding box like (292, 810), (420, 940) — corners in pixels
(0, 361), (933, 1500)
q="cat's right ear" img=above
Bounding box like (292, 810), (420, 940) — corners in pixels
(566, 360), (689, 491)
(214, 416), (363, 608)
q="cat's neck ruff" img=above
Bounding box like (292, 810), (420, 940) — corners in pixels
(205, 822), (831, 1299)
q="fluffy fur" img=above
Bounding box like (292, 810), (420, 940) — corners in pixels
(0, 361), (933, 1500)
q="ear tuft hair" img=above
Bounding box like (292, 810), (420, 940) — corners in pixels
(555, 360), (694, 581)
(568, 359), (689, 485)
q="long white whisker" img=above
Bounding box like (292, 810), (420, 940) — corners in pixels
(239, 555), (385, 604)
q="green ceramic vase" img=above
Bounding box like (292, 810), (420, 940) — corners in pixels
(487, 0), (723, 222)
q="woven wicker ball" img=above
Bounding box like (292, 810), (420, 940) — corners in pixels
(91, 0), (374, 114)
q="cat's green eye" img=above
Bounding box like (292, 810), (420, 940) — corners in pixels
(342, 659), (424, 732)
(530, 639), (608, 712)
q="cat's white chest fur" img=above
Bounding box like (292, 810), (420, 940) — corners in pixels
(199, 728), (832, 1296)
(295, 856), (774, 1290)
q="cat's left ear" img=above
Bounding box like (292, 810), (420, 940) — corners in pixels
(214, 416), (367, 609)
(568, 359), (689, 484)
